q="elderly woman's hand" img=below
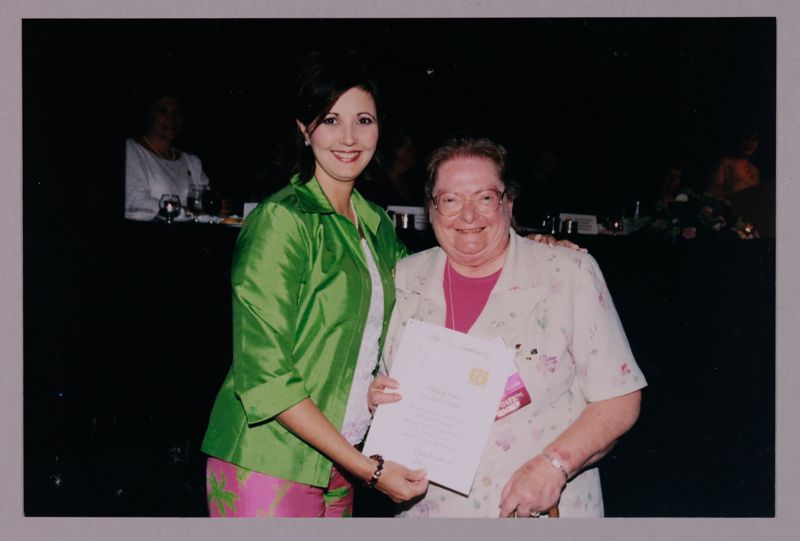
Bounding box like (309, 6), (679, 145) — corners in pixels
(368, 374), (401, 414)
(527, 233), (587, 253)
(498, 454), (567, 518)
(374, 459), (429, 503)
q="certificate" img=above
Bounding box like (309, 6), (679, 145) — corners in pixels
(362, 319), (516, 495)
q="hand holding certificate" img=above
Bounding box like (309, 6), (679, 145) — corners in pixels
(363, 319), (516, 495)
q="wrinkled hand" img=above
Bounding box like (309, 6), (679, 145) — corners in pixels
(368, 374), (401, 414)
(498, 455), (566, 518)
(527, 233), (587, 253)
(374, 459), (428, 503)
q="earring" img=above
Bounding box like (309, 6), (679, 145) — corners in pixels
(304, 139), (310, 147)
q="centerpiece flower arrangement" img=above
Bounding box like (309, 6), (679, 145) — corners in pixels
(647, 189), (758, 242)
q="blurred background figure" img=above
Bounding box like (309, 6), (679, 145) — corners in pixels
(359, 128), (426, 208)
(708, 131), (774, 238)
(384, 131), (424, 204)
(125, 87), (211, 220)
(659, 163), (688, 205)
(708, 131), (760, 198)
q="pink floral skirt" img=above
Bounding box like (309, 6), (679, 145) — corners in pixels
(206, 457), (353, 517)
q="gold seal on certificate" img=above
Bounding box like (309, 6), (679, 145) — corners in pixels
(469, 368), (490, 387)
(362, 319), (516, 495)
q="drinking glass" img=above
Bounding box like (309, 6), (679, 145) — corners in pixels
(541, 213), (559, 235)
(202, 189), (221, 216)
(395, 213), (415, 231)
(186, 184), (205, 216)
(609, 216), (624, 235)
(158, 194), (182, 223)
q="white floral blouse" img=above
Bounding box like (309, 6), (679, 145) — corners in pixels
(383, 231), (647, 517)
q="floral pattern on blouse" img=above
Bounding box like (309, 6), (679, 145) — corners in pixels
(388, 232), (647, 518)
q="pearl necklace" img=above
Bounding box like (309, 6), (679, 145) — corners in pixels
(349, 197), (361, 236)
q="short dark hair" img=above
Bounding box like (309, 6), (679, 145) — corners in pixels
(293, 50), (383, 183)
(424, 137), (520, 202)
(130, 83), (185, 138)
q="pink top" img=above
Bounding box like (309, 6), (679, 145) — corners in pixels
(443, 261), (532, 420)
(443, 260), (502, 333)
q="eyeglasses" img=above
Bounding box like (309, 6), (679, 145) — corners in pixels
(431, 189), (507, 217)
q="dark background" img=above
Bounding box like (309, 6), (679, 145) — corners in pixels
(23, 18), (775, 517)
(24, 18), (776, 220)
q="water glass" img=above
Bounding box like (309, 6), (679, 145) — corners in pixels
(202, 189), (222, 216)
(609, 217), (624, 235)
(186, 184), (205, 216)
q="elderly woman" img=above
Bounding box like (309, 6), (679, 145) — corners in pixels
(370, 137), (647, 518)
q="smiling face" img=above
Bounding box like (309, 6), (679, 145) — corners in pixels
(430, 155), (514, 277)
(146, 96), (182, 143)
(296, 86), (379, 191)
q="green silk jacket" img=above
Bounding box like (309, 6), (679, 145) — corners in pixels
(201, 175), (407, 487)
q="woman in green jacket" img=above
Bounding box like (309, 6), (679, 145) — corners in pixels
(201, 51), (428, 517)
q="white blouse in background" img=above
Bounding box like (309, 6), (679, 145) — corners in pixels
(124, 138), (209, 220)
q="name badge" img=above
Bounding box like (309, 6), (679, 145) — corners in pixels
(495, 372), (531, 420)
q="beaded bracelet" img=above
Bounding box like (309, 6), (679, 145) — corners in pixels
(541, 452), (569, 480)
(365, 454), (384, 489)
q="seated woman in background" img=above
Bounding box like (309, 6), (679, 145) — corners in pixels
(370, 137), (646, 518)
(708, 131), (760, 198)
(125, 89), (210, 220)
(708, 131), (773, 238)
